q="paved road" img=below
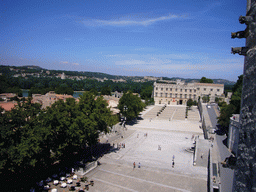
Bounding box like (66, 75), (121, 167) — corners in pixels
(206, 104), (218, 128)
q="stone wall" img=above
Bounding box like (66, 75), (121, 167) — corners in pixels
(233, 0), (256, 191)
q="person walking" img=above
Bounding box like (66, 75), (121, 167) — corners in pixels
(138, 162), (141, 168)
(172, 160), (175, 168)
(133, 162), (136, 170)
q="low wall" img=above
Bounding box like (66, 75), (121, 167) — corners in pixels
(75, 161), (98, 176)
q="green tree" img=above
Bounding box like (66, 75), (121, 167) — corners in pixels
(140, 86), (153, 100)
(200, 77), (213, 83)
(118, 91), (145, 121)
(186, 99), (194, 109)
(101, 86), (111, 95)
(202, 95), (210, 103)
(0, 98), (44, 173)
(217, 104), (236, 134)
(217, 75), (243, 134)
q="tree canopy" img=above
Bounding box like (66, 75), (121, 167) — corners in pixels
(0, 92), (118, 176)
(200, 77), (213, 83)
(217, 75), (243, 134)
(118, 91), (145, 121)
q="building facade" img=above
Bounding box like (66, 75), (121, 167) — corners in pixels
(153, 79), (224, 105)
(228, 114), (240, 156)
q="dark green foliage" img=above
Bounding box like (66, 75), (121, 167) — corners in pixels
(187, 99), (194, 109)
(217, 75), (243, 134)
(101, 86), (111, 95)
(55, 86), (74, 95)
(217, 104), (236, 134)
(118, 91), (145, 121)
(202, 95), (210, 103)
(0, 92), (118, 175)
(140, 86), (153, 100)
(200, 77), (213, 83)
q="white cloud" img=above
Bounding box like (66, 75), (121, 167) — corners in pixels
(82, 14), (187, 27)
(60, 61), (69, 64)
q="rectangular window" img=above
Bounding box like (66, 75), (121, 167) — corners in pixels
(175, 94), (177, 98)
(185, 89), (187, 92)
(170, 88), (172, 91)
(180, 89), (182, 92)
(166, 88), (168, 91)
(185, 94), (187, 98)
(190, 89), (192, 92)
(161, 88), (163, 91)
(155, 92), (158, 97)
(180, 94), (182, 98)
(165, 93), (168, 97)
(194, 95), (196, 99)
(217, 89), (220, 92)
(156, 87), (158, 90)
(189, 94), (192, 99)
(160, 93), (163, 97)
(197, 88), (200, 90)
(204, 88), (206, 91)
(210, 89), (213, 91)
(170, 93), (172, 97)
(175, 88), (177, 91)
(194, 89), (196, 93)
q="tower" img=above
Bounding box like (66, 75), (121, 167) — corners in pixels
(232, 1), (256, 191)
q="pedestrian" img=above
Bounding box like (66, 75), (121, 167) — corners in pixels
(124, 143), (125, 148)
(173, 155), (175, 160)
(201, 153), (204, 159)
(133, 162), (136, 169)
(113, 143), (115, 148)
(172, 161), (175, 168)
(138, 162), (141, 168)
(146, 133), (147, 137)
(137, 133), (139, 138)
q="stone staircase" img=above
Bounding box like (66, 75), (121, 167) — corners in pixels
(187, 106), (200, 121)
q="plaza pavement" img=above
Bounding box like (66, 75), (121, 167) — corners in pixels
(85, 105), (207, 192)
(49, 105), (207, 192)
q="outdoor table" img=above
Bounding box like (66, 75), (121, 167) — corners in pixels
(60, 182), (67, 188)
(73, 174), (78, 180)
(70, 186), (76, 191)
(53, 180), (59, 185)
(67, 179), (73, 184)
(51, 188), (57, 192)
(60, 176), (65, 181)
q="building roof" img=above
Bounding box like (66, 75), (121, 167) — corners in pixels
(194, 83), (224, 87)
(0, 102), (17, 111)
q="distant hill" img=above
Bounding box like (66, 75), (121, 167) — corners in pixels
(0, 65), (236, 85)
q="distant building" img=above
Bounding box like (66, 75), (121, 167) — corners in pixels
(0, 101), (17, 112)
(153, 79), (224, 105)
(32, 91), (73, 109)
(0, 93), (17, 101)
(61, 72), (66, 80)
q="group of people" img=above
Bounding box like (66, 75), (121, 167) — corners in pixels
(113, 143), (125, 149)
(133, 162), (141, 169)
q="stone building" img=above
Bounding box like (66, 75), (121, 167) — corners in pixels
(153, 79), (224, 105)
(232, 1), (256, 191)
(227, 114), (240, 156)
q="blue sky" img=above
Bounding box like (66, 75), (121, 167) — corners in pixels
(0, 0), (247, 81)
